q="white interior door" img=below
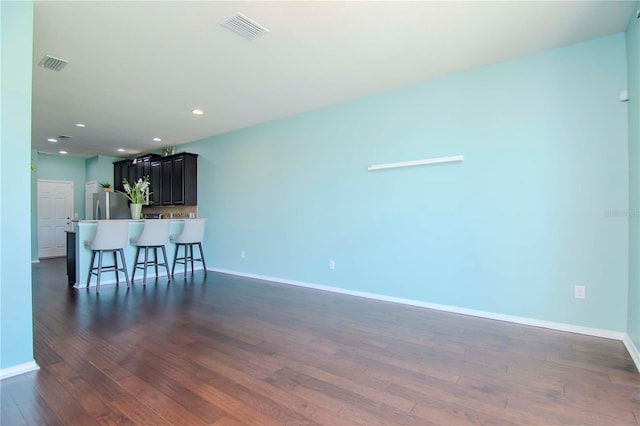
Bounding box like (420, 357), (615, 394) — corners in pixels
(85, 180), (97, 220)
(38, 179), (74, 258)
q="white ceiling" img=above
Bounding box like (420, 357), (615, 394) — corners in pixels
(32, 0), (636, 159)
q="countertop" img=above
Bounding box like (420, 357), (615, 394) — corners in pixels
(75, 218), (201, 224)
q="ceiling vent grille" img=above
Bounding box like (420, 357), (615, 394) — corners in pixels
(220, 12), (269, 41)
(38, 55), (69, 72)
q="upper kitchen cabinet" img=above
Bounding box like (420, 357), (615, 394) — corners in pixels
(116, 152), (197, 206)
(113, 159), (129, 192)
(113, 154), (160, 198)
(160, 153), (198, 205)
(149, 158), (162, 205)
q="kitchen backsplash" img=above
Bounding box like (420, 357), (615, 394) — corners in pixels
(142, 205), (197, 219)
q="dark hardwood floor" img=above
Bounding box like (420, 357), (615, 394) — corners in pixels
(1, 258), (638, 425)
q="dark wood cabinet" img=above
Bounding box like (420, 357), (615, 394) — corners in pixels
(160, 153), (198, 205)
(160, 157), (173, 205)
(172, 155), (185, 204)
(117, 152), (197, 206)
(127, 162), (137, 186)
(149, 159), (162, 205)
(66, 231), (76, 287)
(114, 155), (159, 194)
(113, 159), (129, 192)
(135, 159), (150, 183)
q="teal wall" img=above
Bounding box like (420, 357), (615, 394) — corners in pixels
(31, 149), (38, 261)
(1, 1), (35, 370)
(86, 156), (99, 183)
(36, 153), (87, 220)
(86, 154), (119, 187)
(189, 33), (629, 332)
(627, 3), (640, 348)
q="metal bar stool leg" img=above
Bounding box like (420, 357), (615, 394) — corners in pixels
(153, 247), (159, 278)
(183, 244), (188, 279)
(161, 245), (171, 282)
(87, 251), (96, 287)
(96, 250), (104, 293)
(119, 248), (130, 286)
(132, 246), (141, 282)
(171, 244), (179, 277)
(143, 246), (149, 285)
(198, 242), (207, 276)
(189, 244), (195, 275)
(113, 251), (120, 285)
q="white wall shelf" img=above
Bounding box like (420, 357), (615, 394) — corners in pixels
(367, 155), (464, 171)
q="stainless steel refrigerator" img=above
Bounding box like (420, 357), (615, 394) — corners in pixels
(93, 191), (130, 219)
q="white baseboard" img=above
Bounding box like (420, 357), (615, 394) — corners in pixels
(0, 360), (39, 380)
(210, 268), (626, 341)
(623, 334), (640, 372)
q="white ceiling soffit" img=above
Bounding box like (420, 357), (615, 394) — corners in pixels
(220, 12), (269, 41)
(30, 1), (636, 159)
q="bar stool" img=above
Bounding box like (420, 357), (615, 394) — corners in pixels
(130, 219), (171, 285)
(171, 219), (208, 279)
(85, 220), (130, 293)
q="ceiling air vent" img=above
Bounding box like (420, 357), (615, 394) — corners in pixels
(220, 12), (269, 41)
(38, 55), (69, 72)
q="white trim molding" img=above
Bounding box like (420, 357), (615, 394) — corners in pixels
(623, 334), (640, 372)
(210, 268), (627, 342)
(0, 360), (39, 380)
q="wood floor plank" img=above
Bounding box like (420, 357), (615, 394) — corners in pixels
(189, 346), (370, 425)
(45, 361), (135, 425)
(17, 394), (64, 426)
(197, 382), (287, 426)
(2, 258), (638, 425)
(32, 370), (101, 426)
(118, 349), (227, 424)
(190, 357), (320, 425)
(117, 374), (210, 426)
(106, 397), (171, 426)
(504, 394), (637, 425)
(1, 388), (28, 426)
(268, 366), (427, 425)
(131, 324), (356, 426)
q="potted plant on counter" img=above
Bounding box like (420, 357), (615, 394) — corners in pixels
(119, 176), (150, 220)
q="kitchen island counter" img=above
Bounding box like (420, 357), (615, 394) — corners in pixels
(70, 219), (204, 287)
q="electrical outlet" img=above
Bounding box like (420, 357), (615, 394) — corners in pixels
(574, 285), (586, 299)
(329, 260), (335, 270)
(241, 250), (245, 259)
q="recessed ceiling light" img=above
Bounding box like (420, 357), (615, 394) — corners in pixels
(59, 150), (67, 155)
(152, 137), (162, 142)
(191, 109), (204, 115)
(75, 123), (86, 128)
(117, 148), (126, 152)
(47, 138), (58, 143)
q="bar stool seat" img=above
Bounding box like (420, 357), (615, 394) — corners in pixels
(170, 219), (207, 279)
(84, 220), (130, 293)
(130, 219), (171, 285)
